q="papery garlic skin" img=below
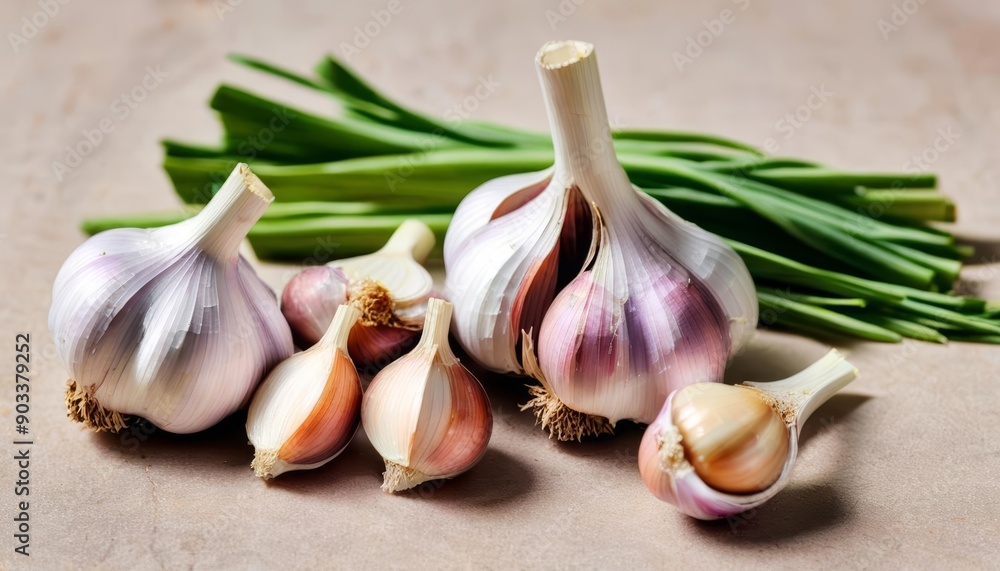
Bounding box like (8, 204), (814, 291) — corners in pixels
(247, 305), (363, 479)
(362, 298), (493, 492)
(281, 265), (350, 346)
(446, 41), (757, 439)
(282, 220), (435, 370)
(445, 174), (592, 375)
(638, 350), (859, 520)
(532, 40), (757, 423)
(50, 164), (293, 434)
(535, 222), (733, 426)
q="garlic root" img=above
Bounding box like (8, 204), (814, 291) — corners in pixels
(251, 450), (280, 479)
(350, 279), (407, 329)
(520, 385), (614, 442)
(520, 329), (613, 441)
(64, 380), (129, 433)
(381, 461), (432, 493)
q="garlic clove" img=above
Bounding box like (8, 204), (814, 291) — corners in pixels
(445, 171), (593, 375)
(531, 216), (733, 432)
(337, 219), (435, 310)
(280, 265), (350, 347)
(361, 298), (493, 492)
(51, 164), (293, 434)
(443, 169), (554, 264)
(281, 219), (436, 369)
(638, 349), (859, 520)
(670, 383), (788, 493)
(247, 304), (364, 479)
(346, 322), (420, 374)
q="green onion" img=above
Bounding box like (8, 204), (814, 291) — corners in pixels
(82, 53), (998, 345)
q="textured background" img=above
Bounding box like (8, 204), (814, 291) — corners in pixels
(1, 0), (998, 569)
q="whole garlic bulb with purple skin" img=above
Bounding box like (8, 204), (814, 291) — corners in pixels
(444, 41), (758, 441)
(281, 219), (436, 372)
(638, 350), (858, 520)
(49, 164), (293, 434)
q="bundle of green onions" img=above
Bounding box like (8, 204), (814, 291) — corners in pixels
(84, 54), (1000, 344)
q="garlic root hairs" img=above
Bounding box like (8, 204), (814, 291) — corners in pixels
(65, 380), (129, 433)
(381, 461), (432, 493)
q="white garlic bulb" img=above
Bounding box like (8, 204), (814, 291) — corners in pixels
(361, 298), (493, 492)
(247, 304), (363, 479)
(444, 41), (757, 440)
(638, 349), (859, 520)
(282, 219), (436, 371)
(50, 164), (293, 434)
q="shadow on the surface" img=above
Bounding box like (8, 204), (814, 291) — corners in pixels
(688, 480), (850, 542)
(954, 235), (1000, 266)
(91, 410), (253, 471)
(688, 390), (871, 543)
(727, 334), (868, 385)
(383, 448), (536, 507)
(88, 400), (535, 506)
(257, 428), (385, 493)
(799, 392), (872, 447)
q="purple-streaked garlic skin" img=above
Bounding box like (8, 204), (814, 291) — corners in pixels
(281, 265), (350, 347)
(247, 304), (364, 479)
(537, 232), (731, 425)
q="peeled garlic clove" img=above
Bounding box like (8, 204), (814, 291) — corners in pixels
(247, 304), (363, 479)
(282, 220), (435, 369)
(638, 350), (859, 520)
(361, 298), (493, 492)
(50, 164), (293, 434)
(670, 383), (788, 493)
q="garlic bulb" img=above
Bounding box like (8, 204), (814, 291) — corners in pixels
(638, 349), (859, 520)
(361, 298), (493, 492)
(247, 304), (363, 479)
(50, 164), (293, 434)
(444, 40), (757, 440)
(282, 219), (436, 371)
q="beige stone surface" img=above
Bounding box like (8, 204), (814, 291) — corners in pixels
(1, 0), (999, 568)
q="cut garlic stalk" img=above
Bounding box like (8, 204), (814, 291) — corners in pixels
(444, 41), (757, 440)
(247, 304), (363, 479)
(282, 219), (436, 370)
(50, 164), (293, 434)
(638, 349), (859, 520)
(361, 298), (493, 492)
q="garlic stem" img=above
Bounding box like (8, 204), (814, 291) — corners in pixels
(378, 219), (436, 262)
(416, 298), (458, 364)
(743, 349), (859, 434)
(536, 41), (632, 207)
(184, 163), (274, 260)
(317, 303), (362, 354)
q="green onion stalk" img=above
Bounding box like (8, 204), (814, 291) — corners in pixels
(84, 54), (999, 344)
